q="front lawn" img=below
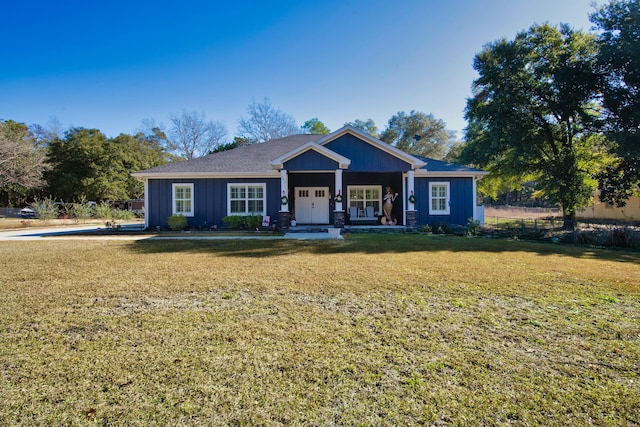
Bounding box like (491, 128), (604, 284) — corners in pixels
(0, 235), (638, 425)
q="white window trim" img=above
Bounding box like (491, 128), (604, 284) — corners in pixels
(227, 183), (267, 216)
(172, 183), (194, 217)
(347, 185), (383, 211)
(429, 182), (450, 215)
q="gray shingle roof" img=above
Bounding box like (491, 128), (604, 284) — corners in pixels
(134, 132), (485, 176)
(137, 134), (324, 175)
(414, 156), (486, 173)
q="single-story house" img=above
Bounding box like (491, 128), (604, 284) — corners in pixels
(133, 126), (488, 230)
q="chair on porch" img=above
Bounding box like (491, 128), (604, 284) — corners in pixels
(349, 205), (378, 225)
(349, 206), (358, 219)
(365, 206), (375, 219)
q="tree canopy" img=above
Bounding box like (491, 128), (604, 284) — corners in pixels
(169, 111), (227, 159)
(344, 119), (379, 138)
(462, 23), (604, 221)
(591, 0), (640, 206)
(44, 128), (172, 201)
(380, 111), (453, 159)
(0, 120), (48, 206)
(238, 98), (299, 143)
(301, 118), (330, 135)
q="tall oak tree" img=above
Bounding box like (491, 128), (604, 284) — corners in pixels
(462, 24), (604, 222)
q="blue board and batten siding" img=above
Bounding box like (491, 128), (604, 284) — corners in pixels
(147, 178), (281, 229)
(414, 177), (474, 226)
(284, 150), (339, 171)
(325, 134), (411, 172)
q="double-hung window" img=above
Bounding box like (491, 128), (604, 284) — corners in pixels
(429, 182), (450, 215)
(228, 183), (266, 216)
(172, 183), (194, 216)
(348, 185), (381, 213)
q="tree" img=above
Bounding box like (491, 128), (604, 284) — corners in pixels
(238, 98), (299, 143)
(45, 128), (173, 201)
(169, 111), (227, 159)
(301, 118), (330, 134)
(380, 111), (453, 159)
(0, 120), (47, 206)
(111, 132), (175, 199)
(212, 136), (250, 153)
(462, 24), (604, 223)
(45, 128), (109, 201)
(591, 0), (640, 206)
(344, 119), (379, 138)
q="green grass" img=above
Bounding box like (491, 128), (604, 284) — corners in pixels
(1, 235), (639, 425)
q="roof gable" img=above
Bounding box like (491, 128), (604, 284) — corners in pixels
(317, 126), (426, 170)
(271, 141), (351, 170)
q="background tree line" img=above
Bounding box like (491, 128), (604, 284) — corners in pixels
(1, 97), (457, 207)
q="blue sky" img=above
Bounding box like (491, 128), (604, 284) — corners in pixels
(1, 0), (595, 140)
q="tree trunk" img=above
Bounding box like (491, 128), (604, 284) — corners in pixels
(562, 206), (576, 230)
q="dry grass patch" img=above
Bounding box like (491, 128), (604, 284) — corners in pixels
(0, 236), (638, 425)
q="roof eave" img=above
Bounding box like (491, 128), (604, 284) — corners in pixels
(131, 171), (280, 179)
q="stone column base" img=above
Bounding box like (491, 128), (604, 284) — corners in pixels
(333, 210), (345, 228)
(406, 210), (417, 228)
(279, 211), (291, 230)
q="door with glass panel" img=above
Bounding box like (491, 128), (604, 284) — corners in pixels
(294, 187), (330, 224)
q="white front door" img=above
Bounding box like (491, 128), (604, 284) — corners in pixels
(295, 187), (330, 224)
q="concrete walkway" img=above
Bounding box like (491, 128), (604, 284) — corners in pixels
(0, 224), (343, 241)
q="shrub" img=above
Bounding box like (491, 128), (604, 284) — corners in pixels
(94, 203), (114, 219)
(466, 218), (482, 236)
(420, 224), (432, 233)
(245, 214), (263, 230)
(69, 197), (95, 219)
(30, 197), (59, 220)
(167, 214), (188, 231)
(432, 222), (450, 234)
(604, 226), (639, 248)
(222, 215), (245, 230)
(112, 209), (134, 220)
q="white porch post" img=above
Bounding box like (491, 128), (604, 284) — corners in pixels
(280, 169), (289, 212)
(407, 170), (415, 210)
(335, 169), (343, 211)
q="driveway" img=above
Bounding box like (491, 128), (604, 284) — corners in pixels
(0, 224), (343, 241)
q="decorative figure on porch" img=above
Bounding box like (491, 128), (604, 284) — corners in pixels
(381, 186), (398, 225)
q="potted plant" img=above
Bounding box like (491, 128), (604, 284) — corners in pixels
(290, 211), (297, 227)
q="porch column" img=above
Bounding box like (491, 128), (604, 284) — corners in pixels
(279, 169), (291, 229)
(333, 169), (345, 228)
(334, 169), (343, 211)
(407, 170), (415, 210)
(280, 169), (289, 212)
(406, 170), (417, 228)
